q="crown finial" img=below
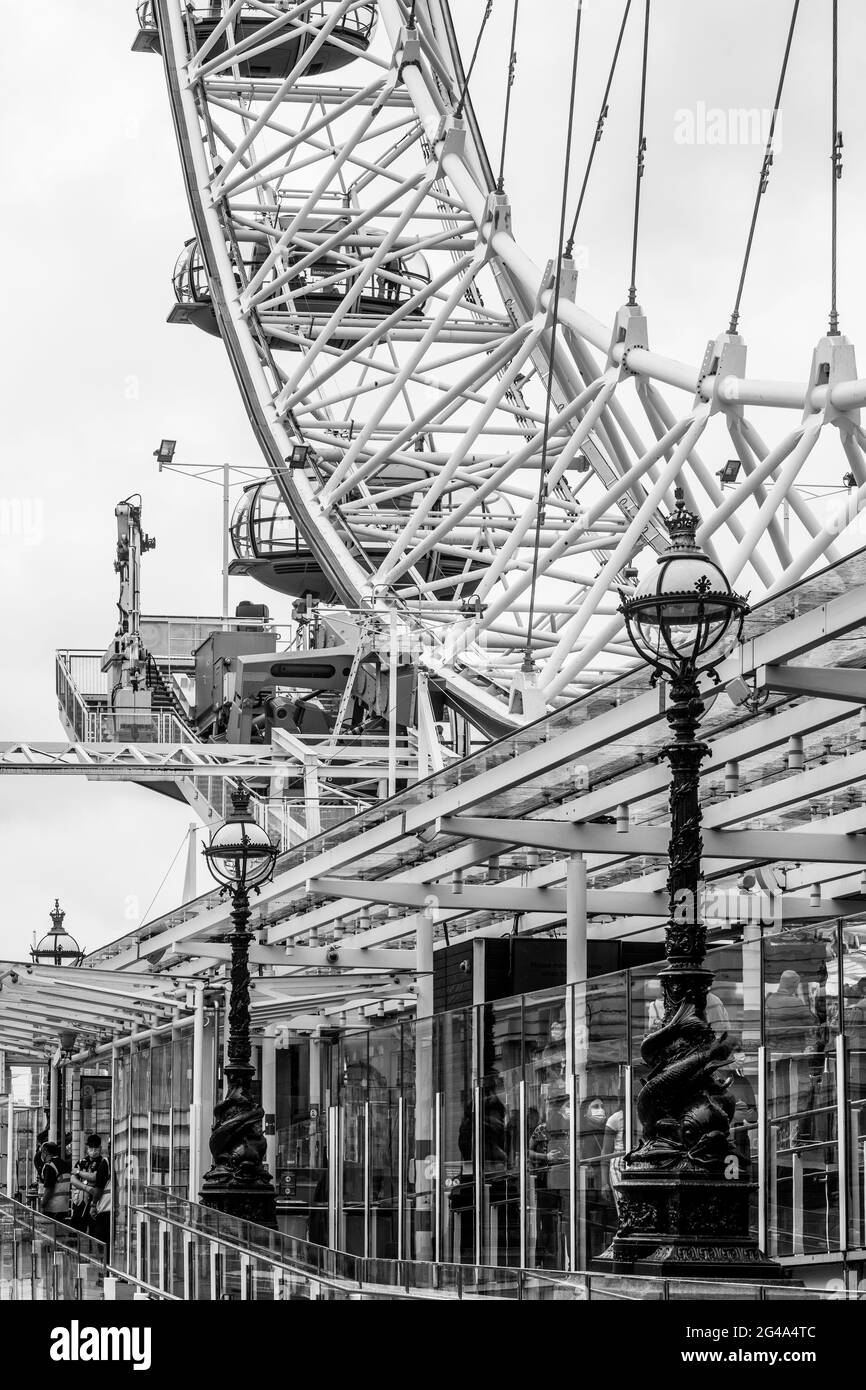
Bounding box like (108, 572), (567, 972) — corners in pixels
(665, 487), (700, 550)
(49, 898), (66, 933)
(228, 781), (253, 820)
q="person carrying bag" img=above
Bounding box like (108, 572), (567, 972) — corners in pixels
(69, 1156), (92, 1231)
(70, 1134), (111, 1245)
(39, 1143), (72, 1221)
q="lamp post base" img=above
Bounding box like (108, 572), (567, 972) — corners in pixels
(199, 1184), (278, 1231)
(595, 1170), (782, 1284)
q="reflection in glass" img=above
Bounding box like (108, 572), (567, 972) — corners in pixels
(275, 1038), (329, 1244)
(150, 1038), (171, 1187)
(581, 977), (627, 1266)
(171, 1031), (192, 1198)
(437, 1009), (475, 1265)
(765, 925), (840, 1256)
(846, 929), (866, 1246)
(479, 1000), (522, 1267)
(524, 991), (570, 1270)
(368, 1025), (401, 1259)
(339, 1033), (367, 1255)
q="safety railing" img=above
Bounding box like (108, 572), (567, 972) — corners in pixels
(129, 1189), (861, 1301)
(55, 652), (96, 744)
(185, 773), (362, 849)
(56, 651), (194, 746)
(0, 1194), (107, 1301)
(86, 710), (192, 745)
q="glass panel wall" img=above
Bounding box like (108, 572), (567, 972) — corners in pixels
(112, 1048), (131, 1270)
(99, 919), (866, 1277)
(402, 1018), (434, 1261)
(339, 1033), (367, 1255)
(150, 1037), (171, 1188)
(524, 988), (569, 1271)
(765, 924), (840, 1256)
(479, 997), (522, 1266)
(846, 919), (866, 1248)
(274, 1037), (330, 1244)
(716, 938), (761, 1239)
(130, 1042), (151, 1191)
(368, 1024), (401, 1259)
(436, 1007), (475, 1265)
(105, 1021), (199, 1278)
(78, 1073), (111, 1149)
(171, 1030), (192, 1197)
(580, 976), (626, 1267)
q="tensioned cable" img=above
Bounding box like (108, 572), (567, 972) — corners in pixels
(140, 828), (194, 929)
(626, 0), (651, 306)
(565, 0), (632, 260)
(727, 0), (801, 335)
(829, 0), (842, 335)
(455, 0), (494, 120)
(522, 0), (584, 674)
(497, 0), (521, 193)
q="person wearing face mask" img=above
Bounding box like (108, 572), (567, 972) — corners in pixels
(601, 1108), (626, 1218)
(528, 1091), (572, 1269)
(538, 1017), (568, 1105)
(578, 1097), (611, 1258)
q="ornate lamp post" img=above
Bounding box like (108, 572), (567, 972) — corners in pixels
(201, 782), (278, 1227)
(31, 901), (85, 1146)
(31, 900), (85, 968)
(599, 490), (778, 1279)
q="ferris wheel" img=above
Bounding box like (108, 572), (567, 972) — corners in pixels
(134, 0), (865, 738)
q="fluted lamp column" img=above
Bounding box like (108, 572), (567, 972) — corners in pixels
(200, 782), (278, 1228)
(596, 489), (779, 1280)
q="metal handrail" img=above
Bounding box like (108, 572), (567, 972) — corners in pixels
(0, 1193), (108, 1300)
(106, 1264), (182, 1301)
(131, 1187), (859, 1302)
(55, 652), (94, 743)
(0, 1192), (107, 1266)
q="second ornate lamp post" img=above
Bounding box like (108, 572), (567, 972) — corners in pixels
(31, 900), (85, 968)
(31, 901), (85, 1148)
(200, 782), (279, 1228)
(598, 490), (779, 1279)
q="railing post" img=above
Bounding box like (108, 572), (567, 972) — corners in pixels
(758, 1044), (769, 1254)
(837, 1032), (849, 1253)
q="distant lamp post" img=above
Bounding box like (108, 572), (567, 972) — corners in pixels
(31, 900), (85, 968)
(600, 490), (778, 1279)
(200, 782), (278, 1227)
(30, 902), (84, 1148)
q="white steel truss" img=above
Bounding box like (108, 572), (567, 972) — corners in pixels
(144, 0), (866, 729)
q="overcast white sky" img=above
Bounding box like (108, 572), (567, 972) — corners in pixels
(1, 0), (864, 957)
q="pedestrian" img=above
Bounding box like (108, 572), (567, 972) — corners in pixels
(70, 1133), (111, 1246)
(39, 1142), (72, 1221)
(69, 1153), (92, 1232)
(33, 1110), (50, 1184)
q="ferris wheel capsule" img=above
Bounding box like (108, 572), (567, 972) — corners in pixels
(133, 0), (377, 77)
(168, 227), (431, 352)
(229, 482), (491, 601)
